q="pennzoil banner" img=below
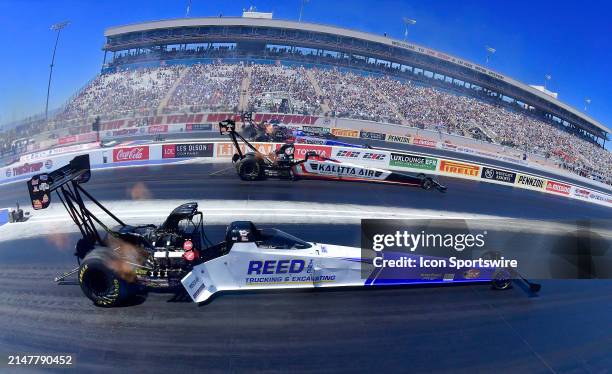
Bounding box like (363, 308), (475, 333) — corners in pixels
(515, 173), (546, 190)
(386, 134), (411, 144)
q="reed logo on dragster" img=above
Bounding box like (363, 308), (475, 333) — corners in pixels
(25, 155), (539, 307)
(219, 119), (447, 191)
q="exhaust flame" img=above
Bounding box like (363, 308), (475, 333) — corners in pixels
(128, 182), (152, 200)
(45, 232), (71, 251)
(103, 235), (148, 283)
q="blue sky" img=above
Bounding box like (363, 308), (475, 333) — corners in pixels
(1, 0), (611, 144)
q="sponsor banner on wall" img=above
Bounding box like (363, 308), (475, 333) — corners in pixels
(58, 135), (77, 145)
(294, 144), (333, 159)
(166, 113), (206, 124)
(412, 137), (437, 148)
(162, 143), (213, 159)
(360, 130), (386, 141)
(20, 143), (98, 163)
(282, 124), (303, 130)
(480, 167), (517, 184)
(301, 125), (330, 134)
(112, 128), (139, 137)
(295, 136), (327, 145)
(5, 161), (44, 178)
(148, 125), (169, 134)
(113, 146), (150, 162)
(215, 142), (279, 158)
(333, 148), (388, 165)
(186, 123), (213, 132)
(439, 160), (480, 177)
(440, 142), (458, 151)
(331, 128), (360, 138)
(545, 180), (571, 195)
(77, 132), (98, 143)
(459, 146), (477, 155)
(390, 153), (437, 171)
(514, 173), (546, 190)
(572, 187), (590, 199)
(386, 134), (411, 144)
(588, 191), (612, 205)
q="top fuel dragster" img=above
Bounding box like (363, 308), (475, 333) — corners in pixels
(220, 119), (447, 191)
(26, 155), (536, 307)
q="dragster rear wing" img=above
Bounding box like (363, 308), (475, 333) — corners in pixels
(27, 154), (91, 210)
(219, 119), (236, 135)
(218, 119), (263, 159)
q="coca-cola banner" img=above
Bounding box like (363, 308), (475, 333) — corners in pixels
(147, 125), (168, 134)
(113, 146), (150, 163)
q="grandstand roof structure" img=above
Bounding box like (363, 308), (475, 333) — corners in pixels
(103, 16), (610, 139)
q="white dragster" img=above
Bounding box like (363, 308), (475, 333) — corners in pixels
(180, 221), (503, 304)
(181, 221), (367, 303)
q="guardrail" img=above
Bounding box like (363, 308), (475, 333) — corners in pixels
(1, 138), (611, 209)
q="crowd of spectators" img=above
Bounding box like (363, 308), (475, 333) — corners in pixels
(56, 65), (184, 122)
(313, 68), (402, 124)
(0, 117), (45, 159)
(248, 65), (320, 115)
(1, 62), (610, 184)
(167, 62), (245, 113)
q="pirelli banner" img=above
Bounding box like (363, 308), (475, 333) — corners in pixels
(437, 159), (481, 180)
(331, 128), (360, 138)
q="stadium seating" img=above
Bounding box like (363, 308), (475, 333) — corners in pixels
(1, 63), (610, 184)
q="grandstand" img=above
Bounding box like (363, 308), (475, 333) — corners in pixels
(1, 14), (610, 184)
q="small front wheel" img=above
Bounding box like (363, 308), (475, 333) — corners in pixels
(421, 177), (434, 190)
(491, 269), (513, 290)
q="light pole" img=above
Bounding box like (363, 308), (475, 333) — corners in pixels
(485, 46), (496, 65)
(185, 0), (192, 17)
(584, 98), (591, 112)
(544, 74), (552, 90)
(298, 0), (310, 22)
(402, 17), (416, 41)
(45, 21), (70, 123)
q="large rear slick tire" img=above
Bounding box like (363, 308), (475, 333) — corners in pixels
(79, 250), (137, 307)
(238, 157), (262, 181)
